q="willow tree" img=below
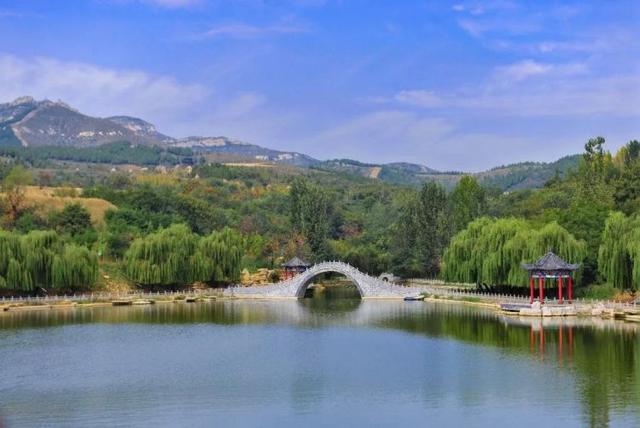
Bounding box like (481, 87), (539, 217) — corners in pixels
(442, 217), (586, 287)
(442, 217), (526, 285)
(22, 230), (59, 288)
(125, 224), (245, 287)
(504, 221), (587, 285)
(0, 231), (23, 280)
(598, 212), (640, 290)
(125, 224), (202, 287)
(0, 229), (98, 292)
(51, 245), (99, 290)
(198, 228), (243, 283)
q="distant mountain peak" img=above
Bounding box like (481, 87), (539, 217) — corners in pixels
(106, 115), (171, 142)
(9, 96), (36, 106)
(171, 136), (250, 147)
(0, 96), (581, 190)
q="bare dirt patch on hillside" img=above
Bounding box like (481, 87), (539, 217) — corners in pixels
(18, 186), (116, 225)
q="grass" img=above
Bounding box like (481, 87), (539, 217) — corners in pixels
(457, 296), (482, 303)
(96, 261), (133, 292)
(578, 284), (618, 301)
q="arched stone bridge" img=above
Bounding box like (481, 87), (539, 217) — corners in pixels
(224, 261), (429, 299)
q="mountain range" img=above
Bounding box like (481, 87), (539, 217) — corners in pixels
(0, 97), (580, 190)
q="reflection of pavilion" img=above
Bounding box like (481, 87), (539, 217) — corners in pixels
(522, 251), (580, 305)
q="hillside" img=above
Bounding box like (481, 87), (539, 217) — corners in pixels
(0, 96), (581, 190)
(4, 186), (116, 225)
(0, 97), (159, 147)
(315, 156), (581, 191)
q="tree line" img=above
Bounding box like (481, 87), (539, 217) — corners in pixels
(0, 136), (638, 295)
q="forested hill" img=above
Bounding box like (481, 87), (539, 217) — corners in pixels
(1, 96), (580, 191)
(314, 155), (581, 191)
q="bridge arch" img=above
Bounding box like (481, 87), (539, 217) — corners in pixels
(225, 261), (425, 299)
(294, 264), (366, 298)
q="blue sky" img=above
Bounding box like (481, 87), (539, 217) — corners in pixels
(0, 0), (638, 171)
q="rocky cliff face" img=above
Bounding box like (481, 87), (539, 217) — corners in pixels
(106, 116), (173, 143)
(0, 97), (318, 167)
(0, 97), (160, 147)
(169, 136), (318, 167)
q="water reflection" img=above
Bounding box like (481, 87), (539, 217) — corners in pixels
(300, 285), (362, 314)
(1, 297), (639, 427)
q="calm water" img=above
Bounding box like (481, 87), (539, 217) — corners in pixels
(1, 288), (639, 427)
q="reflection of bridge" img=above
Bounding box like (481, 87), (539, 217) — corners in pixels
(225, 261), (429, 299)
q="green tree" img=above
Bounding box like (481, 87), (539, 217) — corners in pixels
(598, 212), (640, 290)
(450, 176), (486, 233)
(125, 224), (204, 287)
(575, 136), (615, 203)
(442, 217), (586, 287)
(51, 245), (99, 290)
(0, 229), (97, 292)
(124, 224), (245, 287)
(1, 165), (33, 224)
(199, 227), (243, 283)
(391, 182), (451, 277)
(289, 178), (333, 260)
(49, 203), (93, 236)
(613, 141), (640, 214)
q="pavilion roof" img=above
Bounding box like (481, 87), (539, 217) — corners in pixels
(282, 257), (310, 268)
(521, 251), (580, 272)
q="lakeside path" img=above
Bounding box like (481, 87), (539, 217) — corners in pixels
(2, 287), (639, 323)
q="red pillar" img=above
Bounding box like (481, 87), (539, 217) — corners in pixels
(568, 326), (574, 361)
(538, 276), (544, 304)
(568, 276), (573, 304)
(539, 324), (545, 361)
(558, 326), (564, 365)
(558, 276), (563, 305)
(530, 325), (535, 353)
(529, 276), (534, 304)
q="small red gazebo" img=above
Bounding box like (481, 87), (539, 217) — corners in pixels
(522, 251), (579, 305)
(281, 257), (310, 280)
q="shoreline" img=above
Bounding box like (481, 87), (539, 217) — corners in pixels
(2, 291), (638, 324)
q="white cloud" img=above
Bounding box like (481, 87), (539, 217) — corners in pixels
(457, 17), (539, 38)
(494, 60), (553, 82)
(199, 22), (309, 39)
(388, 60), (637, 118)
(221, 91), (266, 117)
(0, 54), (208, 128)
(0, 10), (22, 18)
(143, 0), (199, 7)
(303, 111), (454, 161)
(111, 0), (201, 8)
(466, 74), (640, 116)
(394, 90), (442, 108)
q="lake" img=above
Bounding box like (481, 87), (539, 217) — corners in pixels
(1, 288), (639, 427)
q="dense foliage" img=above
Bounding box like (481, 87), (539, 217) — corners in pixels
(124, 224), (243, 287)
(442, 218), (587, 286)
(0, 136), (638, 294)
(0, 141), (193, 166)
(0, 230), (97, 291)
(598, 212), (640, 290)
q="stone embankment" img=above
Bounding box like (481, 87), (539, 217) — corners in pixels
(0, 289), (224, 312)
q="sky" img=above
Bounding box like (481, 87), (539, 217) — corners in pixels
(0, 0), (639, 171)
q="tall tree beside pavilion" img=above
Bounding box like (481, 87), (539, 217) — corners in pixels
(450, 175), (486, 233)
